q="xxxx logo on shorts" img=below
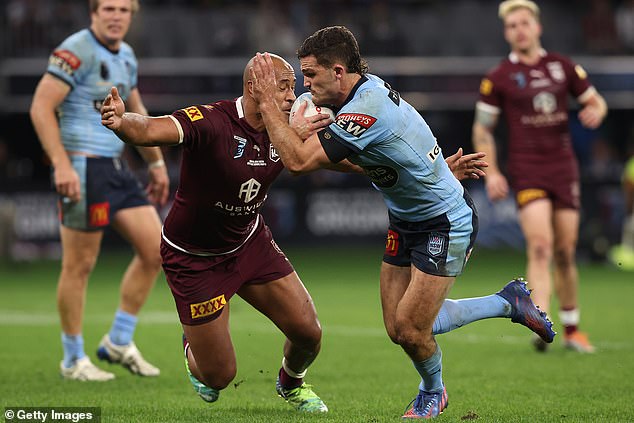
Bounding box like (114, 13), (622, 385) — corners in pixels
(516, 188), (547, 207)
(183, 106), (203, 122)
(190, 294), (226, 319)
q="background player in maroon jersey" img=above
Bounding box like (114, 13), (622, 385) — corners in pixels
(472, 0), (608, 352)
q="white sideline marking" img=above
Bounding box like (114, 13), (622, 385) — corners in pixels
(0, 310), (630, 350)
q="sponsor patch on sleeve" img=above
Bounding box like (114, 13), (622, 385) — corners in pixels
(574, 65), (587, 80)
(182, 106), (203, 122)
(49, 49), (82, 76)
(479, 78), (493, 96)
(335, 113), (377, 137)
(427, 142), (441, 162)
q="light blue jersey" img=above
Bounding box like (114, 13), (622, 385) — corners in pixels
(313, 74), (465, 222)
(46, 29), (138, 157)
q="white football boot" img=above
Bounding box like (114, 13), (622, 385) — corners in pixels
(96, 334), (160, 377)
(60, 356), (115, 381)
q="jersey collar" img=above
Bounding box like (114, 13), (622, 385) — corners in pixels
(509, 48), (546, 64)
(235, 96), (245, 118)
(88, 28), (120, 54)
(339, 75), (368, 111)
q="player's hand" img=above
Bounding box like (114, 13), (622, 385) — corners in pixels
(54, 163), (81, 202)
(484, 171), (509, 201)
(290, 101), (333, 140)
(146, 164), (170, 206)
(101, 86), (126, 130)
(249, 52), (278, 106)
(578, 105), (604, 129)
(446, 147), (488, 181)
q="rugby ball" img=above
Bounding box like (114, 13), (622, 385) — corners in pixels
(289, 93), (335, 123)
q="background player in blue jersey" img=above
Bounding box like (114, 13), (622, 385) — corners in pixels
(251, 26), (556, 419)
(30, 0), (168, 381)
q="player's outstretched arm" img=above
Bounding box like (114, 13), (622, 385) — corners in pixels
(101, 86), (180, 147)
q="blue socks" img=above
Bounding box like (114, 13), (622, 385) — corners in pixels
(409, 294), (511, 394)
(413, 345), (443, 393)
(432, 294), (510, 335)
(108, 309), (138, 346)
(61, 333), (85, 368)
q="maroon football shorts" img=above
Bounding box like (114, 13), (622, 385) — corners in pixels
(160, 222), (294, 325)
(508, 156), (580, 210)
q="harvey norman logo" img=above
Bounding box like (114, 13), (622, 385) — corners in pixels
(335, 113), (377, 137)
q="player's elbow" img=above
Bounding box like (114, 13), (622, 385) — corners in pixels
(28, 99), (42, 125)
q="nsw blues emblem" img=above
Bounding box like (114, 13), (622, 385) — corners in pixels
(428, 233), (446, 257)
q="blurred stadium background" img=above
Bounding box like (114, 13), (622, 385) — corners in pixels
(2, 1), (634, 421)
(1, 0), (634, 262)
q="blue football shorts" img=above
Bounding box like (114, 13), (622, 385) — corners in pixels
(58, 156), (149, 231)
(382, 190), (479, 277)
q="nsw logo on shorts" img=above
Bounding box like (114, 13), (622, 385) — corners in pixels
(427, 233), (446, 257)
(190, 294), (226, 319)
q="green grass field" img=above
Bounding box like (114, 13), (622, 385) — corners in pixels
(1, 247), (633, 422)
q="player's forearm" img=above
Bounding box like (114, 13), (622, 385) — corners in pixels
(30, 108), (71, 169)
(472, 123), (501, 174)
(136, 146), (165, 166)
(322, 160), (364, 174)
(259, 101), (318, 173)
(115, 113), (177, 147)
(589, 92), (608, 121)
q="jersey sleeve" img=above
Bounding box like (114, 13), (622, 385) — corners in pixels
(561, 55), (593, 101)
(46, 35), (93, 89)
(171, 105), (218, 150)
(476, 70), (503, 114)
(322, 90), (386, 158)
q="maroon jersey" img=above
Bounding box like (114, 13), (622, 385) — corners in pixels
(162, 97), (284, 254)
(477, 50), (594, 165)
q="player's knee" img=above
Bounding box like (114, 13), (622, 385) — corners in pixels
(288, 319), (322, 350)
(553, 246), (575, 268)
(139, 246), (162, 271)
(385, 325), (399, 345)
(61, 255), (97, 281)
(527, 240), (552, 262)
(199, 363), (236, 390)
(393, 319), (429, 351)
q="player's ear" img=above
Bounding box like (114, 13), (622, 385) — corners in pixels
(333, 64), (346, 79)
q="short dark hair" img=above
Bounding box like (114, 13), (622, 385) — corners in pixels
(297, 26), (368, 75)
(89, 0), (139, 14)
